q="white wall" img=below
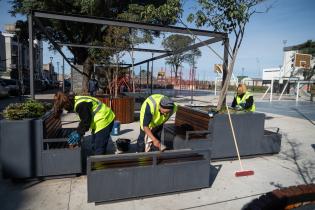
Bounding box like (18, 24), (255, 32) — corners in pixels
(262, 68), (280, 80)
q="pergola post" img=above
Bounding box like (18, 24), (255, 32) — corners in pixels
(151, 53), (154, 95)
(147, 62), (149, 90)
(28, 13), (34, 99)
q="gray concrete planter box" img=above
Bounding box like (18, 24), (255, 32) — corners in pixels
(164, 111), (282, 160)
(87, 149), (210, 203)
(0, 112), (82, 179)
(0, 119), (42, 178)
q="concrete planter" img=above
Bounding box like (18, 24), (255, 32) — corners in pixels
(165, 107), (282, 160)
(0, 119), (42, 178)
(0, 112), (82, 179)
(87, 149), (210, 203)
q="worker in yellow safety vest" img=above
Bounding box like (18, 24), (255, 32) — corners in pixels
(231, 84), (256, 112)
(137, 94), (178, 152)
(53, 92), (115, 155)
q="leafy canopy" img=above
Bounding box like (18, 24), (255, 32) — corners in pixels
(162, 34), (201, 78)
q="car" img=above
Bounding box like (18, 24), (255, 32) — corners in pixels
(0, 79), (20, 96)
(0, 82), (9, 98)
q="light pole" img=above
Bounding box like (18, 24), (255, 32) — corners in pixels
(49, 56), (53, 81)
(57, 61), (60, 82)
(242, 67), (244, 77)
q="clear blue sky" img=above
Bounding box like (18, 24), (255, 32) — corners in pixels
(0, 0), (314, 80)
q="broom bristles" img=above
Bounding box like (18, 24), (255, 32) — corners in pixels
(235, 170), (254, 177)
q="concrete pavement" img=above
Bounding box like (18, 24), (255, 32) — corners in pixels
(0, 92), (314, 210)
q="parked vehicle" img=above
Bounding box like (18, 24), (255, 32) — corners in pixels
(0, 82), (9, 98)
(0, 79), (20, 96)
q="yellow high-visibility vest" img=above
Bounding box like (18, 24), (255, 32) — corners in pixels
(140, 94), (177, 130)
(74, 96), (115, 133)
(236, 91), (256, 112)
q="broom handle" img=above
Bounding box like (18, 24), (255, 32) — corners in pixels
(226, 103), (244, 171)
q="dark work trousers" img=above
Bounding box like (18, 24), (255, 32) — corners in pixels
(91, 120), (114, 155)
(137, 125), (163, 152)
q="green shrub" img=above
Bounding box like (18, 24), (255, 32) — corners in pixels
(3, 100), (53, 120)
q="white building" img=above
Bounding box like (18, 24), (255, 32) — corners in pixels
(0, 26), (43, 80)
(263, 44), (314, 82)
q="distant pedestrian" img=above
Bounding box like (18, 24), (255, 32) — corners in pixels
(88, 75), (98, 96)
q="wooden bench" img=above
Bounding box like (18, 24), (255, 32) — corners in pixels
(39, 111), (81, 176)
(164, 106), (281, 159)
(42, 112), (75, 149)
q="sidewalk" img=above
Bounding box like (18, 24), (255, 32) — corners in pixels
(0, 93), (314, 210)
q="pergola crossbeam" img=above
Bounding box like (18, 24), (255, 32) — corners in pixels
(132, 37), (222, 67)
(58, 43), (171, 53)
(33, 11), (226, 38)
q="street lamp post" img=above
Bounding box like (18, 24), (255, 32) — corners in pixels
(57, 61), (60, 82)
(49, 56), (53, 81)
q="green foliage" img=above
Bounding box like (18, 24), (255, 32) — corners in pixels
(3, 100), (52, 120)
(187, 0), (264, 33)
(162, 34), (201, 78)
(10, 0), (182, 64)
(291, 40), (315, 56)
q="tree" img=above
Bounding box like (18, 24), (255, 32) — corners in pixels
(162, 34), (201, 82)
(10, 0), (182, 93)
(188, 0), (268, 110)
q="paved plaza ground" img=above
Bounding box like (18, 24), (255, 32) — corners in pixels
(0, 91), (314, 210)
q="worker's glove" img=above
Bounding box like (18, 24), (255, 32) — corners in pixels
(235, 105), (243, 111)
(239, 103), (246, 109)
(67, 131), (81, 145)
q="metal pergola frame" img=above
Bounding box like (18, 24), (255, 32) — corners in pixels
(28, 10), (229, 99)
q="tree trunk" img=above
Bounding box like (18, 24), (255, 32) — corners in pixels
(217, 50), (239, 111)
(82, 57), (93, 94)
(175, 64), (179, 84)
(71, 48), (91, 93)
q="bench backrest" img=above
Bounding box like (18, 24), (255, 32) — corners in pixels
(175, 106), (210, 135)
(42, 112), (62, 139)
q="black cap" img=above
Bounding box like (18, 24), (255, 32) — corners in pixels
(160, 97), (174, 109)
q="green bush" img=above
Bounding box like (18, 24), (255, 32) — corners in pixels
(3, 100), (52, 120)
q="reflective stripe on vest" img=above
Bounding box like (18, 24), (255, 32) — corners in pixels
(75, 97), (102, 115)
(74, 96), (115, 133)
(236, 92), (256, 112)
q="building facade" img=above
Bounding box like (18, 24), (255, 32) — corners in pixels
(0, 28), (43, 81)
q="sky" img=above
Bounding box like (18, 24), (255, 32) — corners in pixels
(0, 0), (315, 81)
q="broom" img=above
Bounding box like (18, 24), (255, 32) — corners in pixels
(226, 103), (254, 177)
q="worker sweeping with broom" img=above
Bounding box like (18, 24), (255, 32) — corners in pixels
(53, 92), (115, 155)
(137, 94), (177, 152)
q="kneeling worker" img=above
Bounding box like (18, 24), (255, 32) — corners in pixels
(231, 84), (256, 112)
(53, 92), (115, 155)
(137, 94), (177, 152)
